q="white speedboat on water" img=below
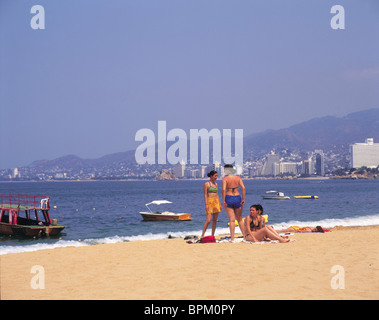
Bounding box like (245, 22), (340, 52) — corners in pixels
(262, 190), (290, 200)
(139, 200), (191, 221)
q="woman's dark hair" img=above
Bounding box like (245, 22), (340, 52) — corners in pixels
(224, 164), (233, 168)
(207, 170), (218, 177)
(250, 204), (263, 213)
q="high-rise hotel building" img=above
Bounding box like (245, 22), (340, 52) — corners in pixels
(350, 138), (379, 168)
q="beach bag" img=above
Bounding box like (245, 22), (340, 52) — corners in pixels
(200, 236), (216, 243)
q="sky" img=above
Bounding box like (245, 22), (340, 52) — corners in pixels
(1, 0), (378, 169)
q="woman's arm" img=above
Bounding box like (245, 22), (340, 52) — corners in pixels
(215, 182), (222, 204)
(222, 178), (227, 207)
(204, 183), (209, 212)
(261, 216), (266, 228)
(239, 177), (246, 205)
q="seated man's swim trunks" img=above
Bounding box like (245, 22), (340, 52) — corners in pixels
(207, 198), (222, 214)
(225, 195), (242, 209)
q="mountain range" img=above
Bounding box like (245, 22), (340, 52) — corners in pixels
(244, 108), (379, 154)
(29, 108), (379, 171)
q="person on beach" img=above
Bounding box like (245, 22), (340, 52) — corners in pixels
(222, 164), (246, 241)
(277, 226), (328, 233)
(245, 205), (290, 243)
(201, 170), (222, 238)
(254, 204), (278, 236)
(255, 204), (264, 217)
(245, 204), (265, 232)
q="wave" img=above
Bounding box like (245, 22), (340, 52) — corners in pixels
(269, 213), (379, 230)
(1, 214), (379, 255)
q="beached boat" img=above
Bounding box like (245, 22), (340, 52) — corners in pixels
(294, 195), (319, 199)
(262, 191), (290, 200)
(140, 200), (191, 221)
(0, 194), (65, 237)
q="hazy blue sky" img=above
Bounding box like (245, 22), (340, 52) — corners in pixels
(1, 0), (378, 169)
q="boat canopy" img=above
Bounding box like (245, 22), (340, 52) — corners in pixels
(146, 200), (172, 206)
(145, 200), (172, 213)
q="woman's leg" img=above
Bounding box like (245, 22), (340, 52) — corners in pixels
(234, 206), (245, 238)
(225, 206), (236, 240)
(211, 212), (219, 236)
(247, 227), (289, 243)
(266, 225), (287, 238)
(275, 227), (296, 233)
(201, 213), (212, 238)
(265, 227), (289, 242)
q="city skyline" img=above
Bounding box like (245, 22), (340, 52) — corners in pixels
(1, 107), (378, 174)
(3, 140), (378, 181)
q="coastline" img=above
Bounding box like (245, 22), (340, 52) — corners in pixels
(1, 225), (378, 300)
(2, 175), (378, 183)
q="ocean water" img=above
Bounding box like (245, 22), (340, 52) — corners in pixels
(1, 179), (378, 255)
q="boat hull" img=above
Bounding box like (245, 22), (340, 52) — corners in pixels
(140, 212), (191, 221)
(0, 222), (65, 237)
(262, 196), (290, 200)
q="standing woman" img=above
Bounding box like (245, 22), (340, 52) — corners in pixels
(222, 164), (246, 241)
(201, 170), (222, 238)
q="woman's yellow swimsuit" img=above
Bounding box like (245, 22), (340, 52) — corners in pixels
(291, 226), (310, 232)
(207, 182), (222, 214)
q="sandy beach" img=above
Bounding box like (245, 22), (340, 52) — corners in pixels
(1, 225), (378, 300)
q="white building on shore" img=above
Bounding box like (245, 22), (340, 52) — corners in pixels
(350, 138), (379, 168)
(280, 162), (301, 176)
(173, 160), (186, 178)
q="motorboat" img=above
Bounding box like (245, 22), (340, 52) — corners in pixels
(139, 200), (191, 221)
(262, 190), (290, 200)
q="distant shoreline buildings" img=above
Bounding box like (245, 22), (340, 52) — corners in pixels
(250, 149), (325, 178)
(2, 138), (379, 181)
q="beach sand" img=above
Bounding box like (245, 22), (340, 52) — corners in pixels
(1, 225), (378, 300)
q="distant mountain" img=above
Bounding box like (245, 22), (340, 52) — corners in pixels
(28, 108), (379, 170)
(243, 108), (379, 155)
(29, 151), (136, 170)
(30, 155), (86, 170)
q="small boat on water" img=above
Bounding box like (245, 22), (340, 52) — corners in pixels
(262, 190), (290, 200)
(294, 195), (319, 199)
(0, 193), (65, 237)
(140, 200), (191, 221)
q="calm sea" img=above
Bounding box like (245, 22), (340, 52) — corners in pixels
(1, 179), (379, 254)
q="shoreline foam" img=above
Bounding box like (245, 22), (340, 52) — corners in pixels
(2, 213), (379, 256)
